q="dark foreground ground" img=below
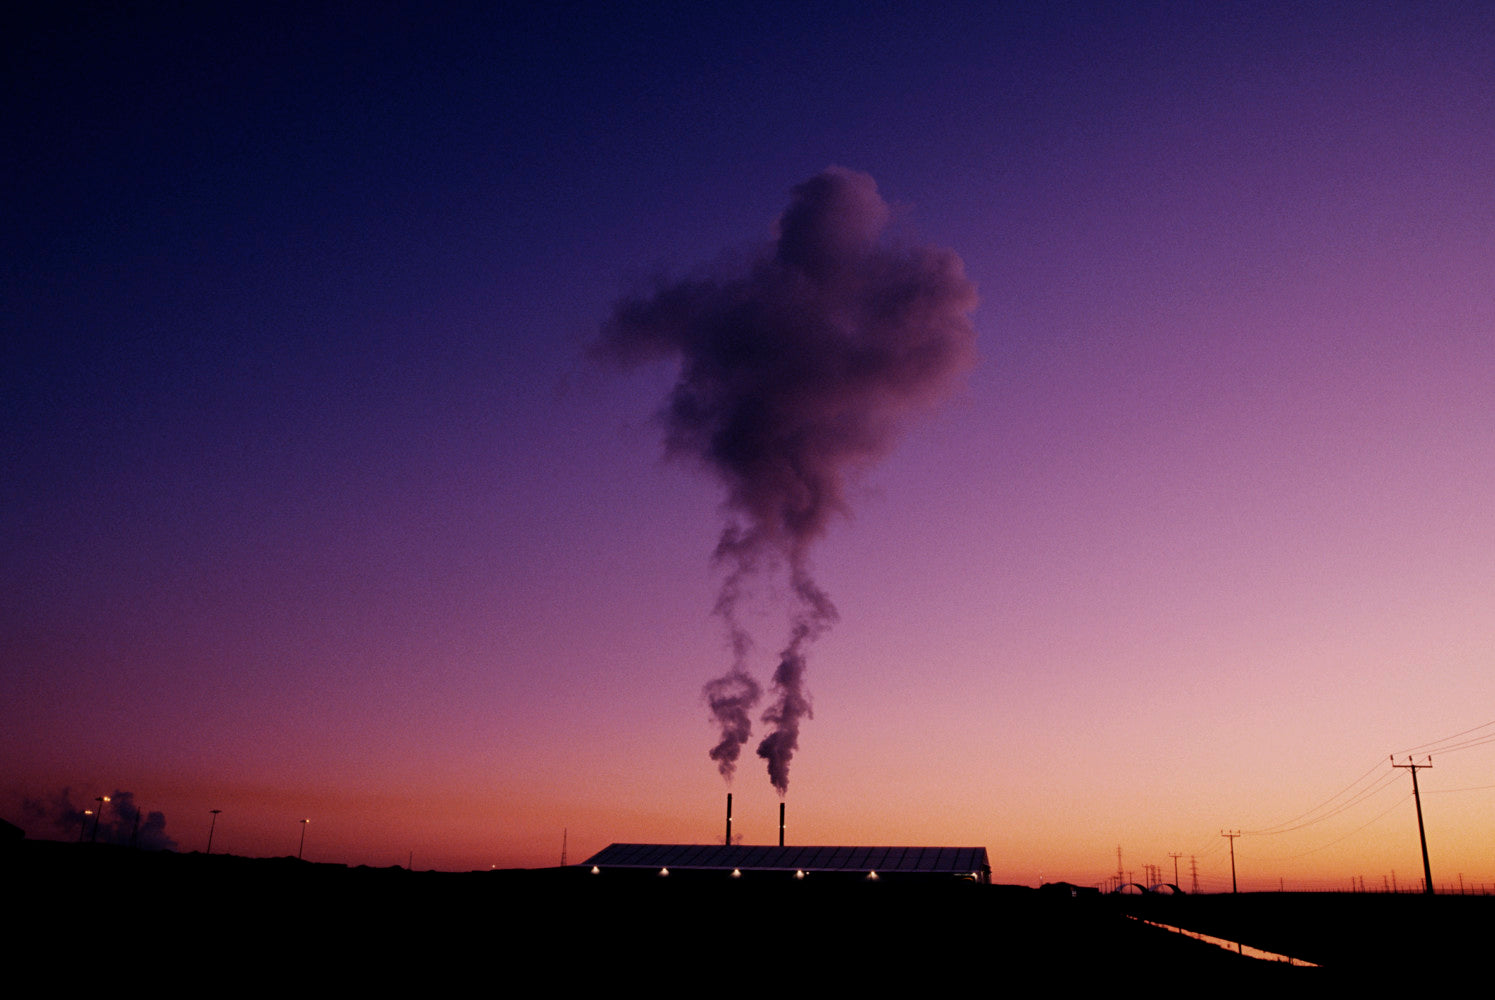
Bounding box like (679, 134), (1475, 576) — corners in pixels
(11, 839), (1485, 984)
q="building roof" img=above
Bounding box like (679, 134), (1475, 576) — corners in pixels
(582, 843), (989, 879)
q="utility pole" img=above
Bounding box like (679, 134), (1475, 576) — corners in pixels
(1169, 852), (1182, 888)
(1391, 755), (1435, 895)
(1116, 846), (1124, 892)
(1221, 831), (1240, 893)
(1189, 856), (1199, 895)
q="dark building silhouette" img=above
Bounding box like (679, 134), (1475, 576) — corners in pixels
(582, 843), (990, 883)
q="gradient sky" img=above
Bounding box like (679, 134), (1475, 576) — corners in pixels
(6, 3), (1494, 889)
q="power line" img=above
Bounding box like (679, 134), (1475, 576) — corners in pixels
(1258, 771), (1403, 835)
(1400, 732), (1495, 756)
(1192, 720), (1492, 886)
(1427, 782), (1495, 794)
(1396, 717), (1495, 757)
(1244, 762), (1400, 835)
(1280, 792), (1409, 859)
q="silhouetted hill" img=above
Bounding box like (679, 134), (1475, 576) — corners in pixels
(21, 839), (1457, 983)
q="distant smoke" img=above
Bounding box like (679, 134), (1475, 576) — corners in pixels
(22, 787), (177, 850)
(600, 167), (976, 794)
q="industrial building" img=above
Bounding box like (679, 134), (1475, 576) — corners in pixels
(582, 843), (990, 883)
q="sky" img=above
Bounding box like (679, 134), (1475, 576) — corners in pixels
(5, 2), (1494, 890)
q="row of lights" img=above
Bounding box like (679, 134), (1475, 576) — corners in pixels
(587, 866), (981, 881)
(588, 866), (880, 880)
(82, 801), (314, 859)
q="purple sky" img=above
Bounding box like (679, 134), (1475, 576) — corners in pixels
(5, 3), (1494, 887)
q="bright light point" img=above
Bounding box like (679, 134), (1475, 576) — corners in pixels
(730, 868), (741, 878)
(794, 869), (805, 879)
(658, 867), (668, 876)
(867, 871), (878, 880)
(590, 866), (600, 875)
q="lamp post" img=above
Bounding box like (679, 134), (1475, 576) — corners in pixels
(79, 809), (93, 842)
(206, 809), (222, 854)
(298, 818), (310, 860)
(91, 796), (110, 843)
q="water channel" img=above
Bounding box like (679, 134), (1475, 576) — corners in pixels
(1128, 915), (1321, 966)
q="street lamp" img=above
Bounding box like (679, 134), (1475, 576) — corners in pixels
(91, 796), (110, 843)
(79, 809), (93, 843)
(298, 818), (310, 860)
(207, 809), (222, 854)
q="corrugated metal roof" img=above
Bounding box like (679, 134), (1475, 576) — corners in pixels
(582, 843), (989, 876)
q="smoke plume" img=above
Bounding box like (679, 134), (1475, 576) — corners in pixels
(21, 787), (177, 850)
(600, 167), (976, 793)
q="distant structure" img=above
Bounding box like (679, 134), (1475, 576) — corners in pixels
(582, 844), (990, 884)
(1039, 881), (1100, 898)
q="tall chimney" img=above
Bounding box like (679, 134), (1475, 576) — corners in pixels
(725, 792), (733, 846)
(779, 801), (785, 847)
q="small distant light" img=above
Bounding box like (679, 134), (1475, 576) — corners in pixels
(794, 869), (805, 880)
(590, 866), (601, 875)
(658, 867), (669, 877)
(730, 868), (741, 878)
(866, 871), (878, 880)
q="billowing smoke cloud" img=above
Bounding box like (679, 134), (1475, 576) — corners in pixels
(704, 667), (760, 776)
(22, 787), (177, 850)
(600, 167), (976, 794)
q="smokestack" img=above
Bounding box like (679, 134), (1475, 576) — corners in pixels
(725, 792), (733, 846)
(779, 801), (785, 847)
